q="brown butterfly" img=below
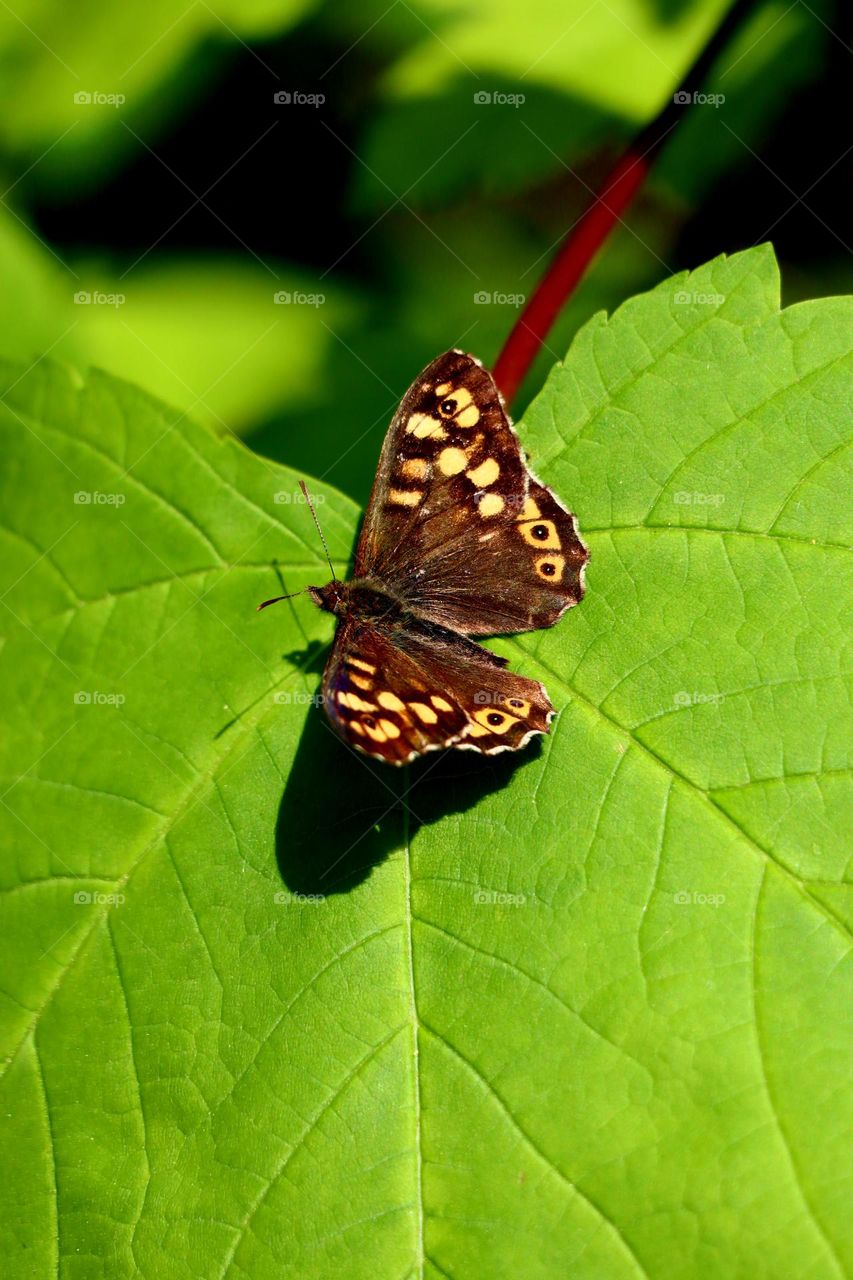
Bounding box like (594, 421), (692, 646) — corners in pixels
(260, 350), (588, 764)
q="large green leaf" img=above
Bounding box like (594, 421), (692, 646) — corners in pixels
(1, 245), (850, 1278)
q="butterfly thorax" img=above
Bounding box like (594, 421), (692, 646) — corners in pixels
(309, 578), (401, 622)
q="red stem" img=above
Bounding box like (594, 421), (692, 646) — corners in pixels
(492, 0), (759, 406)
(492, 149), (651, 405)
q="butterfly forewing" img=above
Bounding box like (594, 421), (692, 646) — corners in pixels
(355, 351), (587, 635)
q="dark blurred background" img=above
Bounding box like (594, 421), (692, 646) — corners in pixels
(0, 0), (848, 503)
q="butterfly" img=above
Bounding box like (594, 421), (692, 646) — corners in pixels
(261, 350), (588, 764)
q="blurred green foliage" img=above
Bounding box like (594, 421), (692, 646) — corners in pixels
(0, 0), (846, 502)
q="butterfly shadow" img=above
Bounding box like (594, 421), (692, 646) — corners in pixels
(404, 739), (544, 834)
(275, 714), (541, 897)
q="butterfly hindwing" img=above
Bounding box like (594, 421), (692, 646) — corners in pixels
(321, 618), (467, 764)
(322, 610), (553, 765)
(355, 350), (587, 636)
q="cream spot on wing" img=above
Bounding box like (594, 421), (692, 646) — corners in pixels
(519, 518), (560, 549)
(349, 721), (365, 736)
(342, 692), (377, 712)
(401, 457), (429, 481)
(438, 446), (467, 476)
(464, 722), (490, 738)
(435, 381), (452, 396)
(431, 695), (454, 712)
(363, 722), (388, 743)
(507, 697), (531, 715)
(378, 718), (401, 740)
(347, 658), (375, 674)
(472, 708), (519, 734)
(535, 554), (565, 581)
(406, 413), (447, 439)
(455, 404), (480, 428)
(377, 691), (406, 713)
(466, 457), (500, 487)
(450, 387), (473, 410)
(478, 493), (505, 518)
(388, 488), (423, 507)
(350, 674), (372, 691)
(520, 496), (541, 521)
(410, 701), (438, 725)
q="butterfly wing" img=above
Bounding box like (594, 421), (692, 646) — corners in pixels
(322, 613), (553, 765)
(354, 350), (587, 636)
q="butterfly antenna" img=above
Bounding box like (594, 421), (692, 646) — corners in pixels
(257, 482), (335, 611)
(256, 589), (308, 611)
(299, 479), (336, 581)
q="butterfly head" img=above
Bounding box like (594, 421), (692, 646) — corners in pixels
(308, 580), (348, 615)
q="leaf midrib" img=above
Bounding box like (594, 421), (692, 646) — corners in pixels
(402, 789), (425, 1280)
